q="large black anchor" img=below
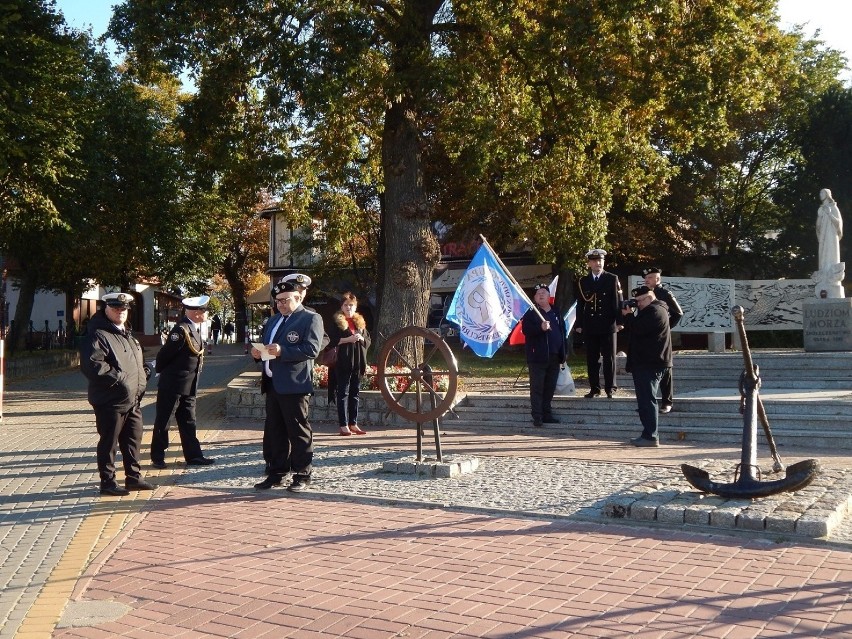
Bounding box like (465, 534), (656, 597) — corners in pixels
(681, 306), (820, 499)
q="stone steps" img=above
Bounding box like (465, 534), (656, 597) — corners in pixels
(615, 350), (852, 391)
(449, 392), (852, 450)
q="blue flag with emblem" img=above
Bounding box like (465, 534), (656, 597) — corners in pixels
(445, 243), (532, 358)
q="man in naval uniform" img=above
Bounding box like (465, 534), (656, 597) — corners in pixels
(574, 248), (623, 398)
(252, 280), (325, 492)
(150, 295), (216, 469)
(80, 292), (154, 496)
(642, 267), (683, 413)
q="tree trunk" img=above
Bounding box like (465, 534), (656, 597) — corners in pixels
(9, 269), (37, 353)
(222, 263), (249, 344)
(374, 97), (440, 357)
(373, 0), (443, 357)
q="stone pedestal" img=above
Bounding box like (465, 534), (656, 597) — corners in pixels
(382, 456), (480, 478)
(708, 332), (727, 353)
(803, 298), (852, 352)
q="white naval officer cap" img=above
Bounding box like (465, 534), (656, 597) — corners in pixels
(281, 273), (312, 289)
(102, 292), (134, 308)
(585, 248), (607, 259)
(182, 295), (210, 310)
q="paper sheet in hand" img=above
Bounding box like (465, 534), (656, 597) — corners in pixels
(251, 342), (275, 361)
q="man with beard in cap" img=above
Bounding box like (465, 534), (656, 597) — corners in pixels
(80, 292), (154, 496)
(150, 295), (216, 469)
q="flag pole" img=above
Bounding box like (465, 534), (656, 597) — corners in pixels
(478, 235), (546, 322)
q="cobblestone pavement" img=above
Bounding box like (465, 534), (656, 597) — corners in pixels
(2, 344), (852, 638)
(0, 345), (252, 639)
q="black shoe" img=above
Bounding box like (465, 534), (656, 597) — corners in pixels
(660, 404), (672, 414)
(606, 389), (616, 398)
(150, 459), (167, 470)
(584, 390), (601, 398)
(532, 420), (544, 428)
(255, 475), (283, 490)
(630, 436), (660, 448)
(125, 477), (154, 490)
(287, 476), (311, 493)
(186, 456), (215, 466)
(542, 415), (560, 424)
(100, 483), (130, 497)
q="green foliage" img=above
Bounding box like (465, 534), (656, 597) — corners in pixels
(775, 87), (852, 276)
(0, 0), (87, 238)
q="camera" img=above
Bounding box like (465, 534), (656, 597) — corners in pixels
(620, 299), (637, 309)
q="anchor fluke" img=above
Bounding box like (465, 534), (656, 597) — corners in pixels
(681, 459), (820, 499)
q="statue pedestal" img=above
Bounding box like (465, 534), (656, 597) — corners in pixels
(803, 298), (852, 352)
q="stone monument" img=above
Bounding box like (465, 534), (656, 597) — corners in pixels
(803, 189), (851, 351)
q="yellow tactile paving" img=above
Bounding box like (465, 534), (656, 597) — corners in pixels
(15, 414), (222, 639)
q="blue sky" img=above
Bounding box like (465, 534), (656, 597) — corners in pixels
(56, 0), (851, 83)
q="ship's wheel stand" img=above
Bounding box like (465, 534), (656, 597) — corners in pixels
(376, 326), (478, 477)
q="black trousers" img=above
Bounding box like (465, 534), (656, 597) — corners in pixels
(264, 392), (313, 478)
(528, 353), (561, 422)
(659, 367), (673, 406)
(584, 332), (617, 392)
(335, 371), (362, 427)
(94, 403), (143, 484)
(151, 389), (203, 462)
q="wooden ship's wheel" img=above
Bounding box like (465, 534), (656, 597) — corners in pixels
(376, 326), (459, 424)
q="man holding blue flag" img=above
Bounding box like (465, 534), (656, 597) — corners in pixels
(522, 283), (568, 427)
(445, 241), (532, 358)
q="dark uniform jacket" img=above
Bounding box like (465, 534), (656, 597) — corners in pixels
(521, 306), (567, 364)
(156, 317), (204, 395)
(259, 305), (325, 395)
(623, 300), (672, 372)
(652, 285), (684, 328)
(80, 311), (147, 410)
(576, 271), (623, 334)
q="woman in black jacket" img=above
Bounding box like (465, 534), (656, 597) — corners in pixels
(327, 292), (371, 435)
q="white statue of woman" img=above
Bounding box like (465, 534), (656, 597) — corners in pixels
(817, 188), (843, 273)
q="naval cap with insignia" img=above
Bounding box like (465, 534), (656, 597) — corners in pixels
(631, 285), (653, 297)
(642, 266), (662, 276)
(102, 292), (134, 309)
(272, 279), (299, 296)
(182, 295), (210, 310)
(281, 273), (311, 289)
(585, 248), (607, 260)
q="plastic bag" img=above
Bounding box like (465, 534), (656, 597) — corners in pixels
(555, 365), (575, 395)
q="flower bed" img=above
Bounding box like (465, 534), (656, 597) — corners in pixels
(313, 364), (450, 392)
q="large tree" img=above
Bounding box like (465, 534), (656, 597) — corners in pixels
(775, 87), (852, 278)
(606, 23), (846, 278)
(1, 0), (88, 349)
(108, 0), (826, 344)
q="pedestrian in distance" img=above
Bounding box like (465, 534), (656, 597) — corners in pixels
(80, 292), (154, 496)
(326, 292), (371, 436)
(252, 279), (325, 492)
(150, 296), (216, 469)
(224, 320), (235, 343)
(210, 313), (222, 345)
(575, 248), (623, 398)
(642, 267), (683, 413)
(521, 283), (567, 428)
(621, 285), (672, 447)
